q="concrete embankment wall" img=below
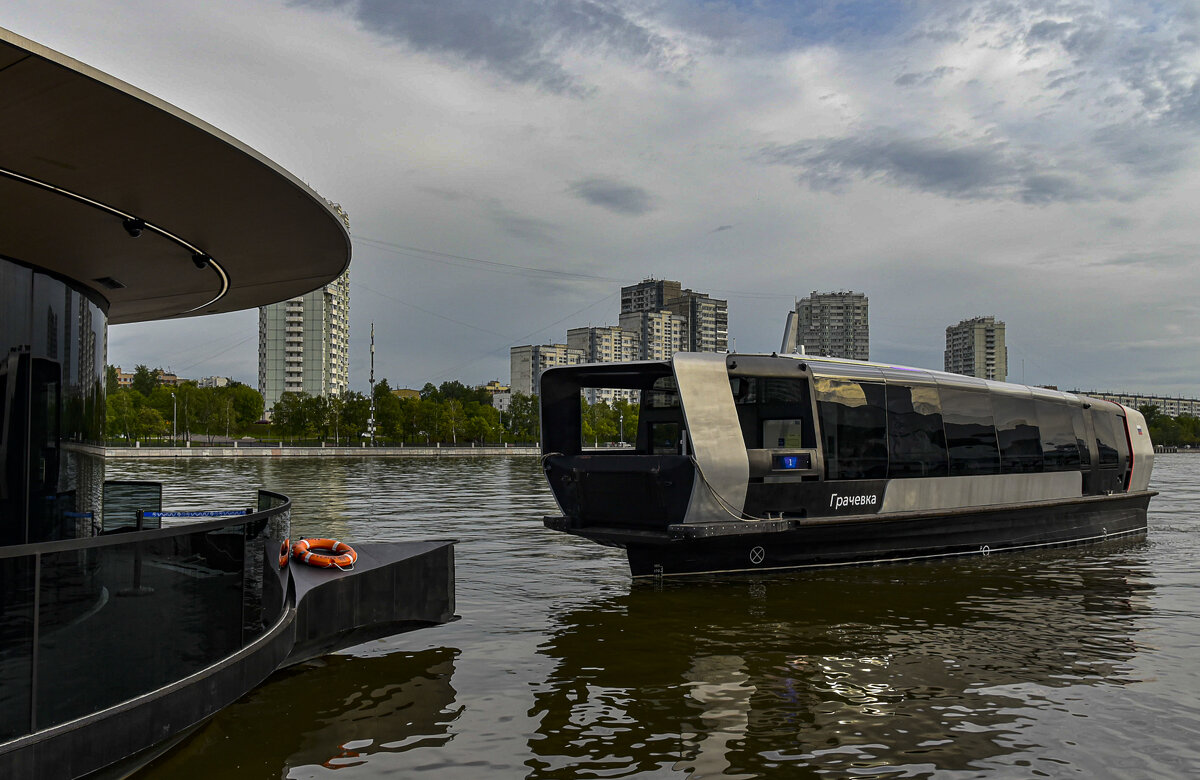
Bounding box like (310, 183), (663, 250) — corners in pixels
(104, 445), (541, 458)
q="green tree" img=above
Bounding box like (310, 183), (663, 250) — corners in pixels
(443, 399), (466, 444)
(131, 364), (160, 396)
(271, 392), (307, 441)
(228, 383), (265, 432)
(507, 392), (539, 442)
(373, 379), (401, 441)
(106, 390), (139, 441)
(105, 365), (120, 396)
(137, 406), (168, 443)
(341, 392), (372, 440)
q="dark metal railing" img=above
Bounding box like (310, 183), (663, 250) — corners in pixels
(0, 490), (291, 744)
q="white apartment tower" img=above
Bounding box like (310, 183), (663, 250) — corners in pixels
(619, 310), (688, 360)
(258, 270), (351, 413)
(945, 316), (1007, 382)
(510, 344), (584, 396)
(567, 325), (640, 364)
(567, 325), (641, 404)
(794, 291), (869, 361)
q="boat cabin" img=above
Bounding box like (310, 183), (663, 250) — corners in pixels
(541, 352), (1153, 536)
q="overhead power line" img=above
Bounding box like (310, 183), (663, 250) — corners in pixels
(354, 235), (794, 300)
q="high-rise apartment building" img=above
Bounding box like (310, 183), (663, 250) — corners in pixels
(792, 291), (870, 360)
(621, 279), (682, 315)
(567, 325), (641, 364)
(510, 343), (584, 396)
(567, 325), (641, 403)
(619, 310), (688, 360)
(620, 278), (728, 355)
(945, 316), (1007, 381)
(258, 270), (350, 413)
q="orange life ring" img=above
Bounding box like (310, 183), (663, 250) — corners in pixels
(291, 537), (357, 569)
(278, 538), (291, 568)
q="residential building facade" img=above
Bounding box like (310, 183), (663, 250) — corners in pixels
(567, 325), (642, 403)
(510, 343), (584, 396)
(619, 310), (688, 361)
(567, 325), (641, 364)
(945, 316), (1007, 382)
(258, 270), (350, 413)
(1072, 391), (1200, 418)
(621, 278), (728, 354)
(795, 290), (870, 360)
(621, 278), (682, 315)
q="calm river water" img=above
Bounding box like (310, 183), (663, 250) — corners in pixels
(113, 454), (1200, 779)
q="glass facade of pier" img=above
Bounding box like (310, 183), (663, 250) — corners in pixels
(0, 255), (107, 546)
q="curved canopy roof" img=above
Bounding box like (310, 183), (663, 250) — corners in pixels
(0, 28), (350, 324)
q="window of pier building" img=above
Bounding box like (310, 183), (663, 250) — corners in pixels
(1, 256), (107, 546)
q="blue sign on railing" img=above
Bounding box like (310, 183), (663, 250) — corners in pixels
(141, 509), (252, 519)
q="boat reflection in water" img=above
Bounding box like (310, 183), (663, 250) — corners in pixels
(141, 647), (460, 778)
(528, 549), (1151, 777)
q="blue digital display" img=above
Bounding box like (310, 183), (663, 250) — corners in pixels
(780, 455), (799, 470)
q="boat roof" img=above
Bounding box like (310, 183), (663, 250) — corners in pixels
(547, 352), (1104, 409)
(0, 28), (350, 324)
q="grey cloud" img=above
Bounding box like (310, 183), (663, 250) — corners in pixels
(894, 65), (958, 87)
(711, 224), (733, 232)
(294, 0), (685, 95)
(568, 177), (656, 215)
(487, 204), (559, 244)
(762, 134), (1022, 200)
(761, 132), (1109, 204)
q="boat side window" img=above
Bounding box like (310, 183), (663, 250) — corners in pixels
(1070, 407), (1093, 467)
(731, 376), (815, 449)
(1035, 401), (1080, 471)
(940, 388), (1000, 475)
(993, 394), (1042, 473)
(814, 377), (887, 480)
(650, 422), (682, 454)
(1093, 412), (1121, 466)
(885, 383), (948, 478)
(645, 376), (680, 409)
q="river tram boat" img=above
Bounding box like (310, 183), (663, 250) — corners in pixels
(540, 352), (1155, 576)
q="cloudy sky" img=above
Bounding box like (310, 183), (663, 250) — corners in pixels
(8, 0), (1200, 395)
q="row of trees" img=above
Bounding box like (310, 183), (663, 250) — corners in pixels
(103, 366), (644, 447)
(270, 380), (542, 444)
(105, 365), (264, 444)
(1139, 405), (1200, 448)
(269, 380), (642, 446)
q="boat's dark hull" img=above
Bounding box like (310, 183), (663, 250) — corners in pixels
(548, 491), (1153, 577)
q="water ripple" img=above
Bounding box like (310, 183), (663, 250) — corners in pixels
(114, 454), (1200, 778)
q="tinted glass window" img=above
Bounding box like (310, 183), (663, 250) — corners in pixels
(645, 376), (680, 409)
(732, 376), (815, 449)
(1035, 401), (1079, 471)
(650, 422), (681, 454)
(814, 378), (887, 480)
(1071, 407), (1092, 467)
(886, 384), (948, 478)
(761, 377), (808, 404)
(993, 394), (1042, 473)
(1094, 412), (1121, 465)
(940, 388), (1000, 475)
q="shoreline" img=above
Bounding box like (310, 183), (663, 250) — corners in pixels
(103, 444), (541, 458)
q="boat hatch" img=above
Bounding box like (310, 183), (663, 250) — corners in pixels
(541, 362), (695, 530)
